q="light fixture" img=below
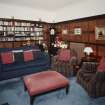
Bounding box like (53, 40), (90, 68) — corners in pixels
(83, 47), (93, 56)
(50, 28), (55, 35)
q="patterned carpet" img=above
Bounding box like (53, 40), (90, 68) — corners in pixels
(0, 77), (105, 105)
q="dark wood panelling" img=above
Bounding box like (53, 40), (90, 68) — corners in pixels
(55, 14), (105, 58)
(96, 18), (105, 27)
(97, 46), (105, 57)
(88, 20), (96, 43)
(56, 14), (105, 24)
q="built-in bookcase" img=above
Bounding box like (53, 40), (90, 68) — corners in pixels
(0, 18), (49, 48)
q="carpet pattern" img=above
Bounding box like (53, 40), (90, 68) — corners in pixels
(0, 77), (105, 105)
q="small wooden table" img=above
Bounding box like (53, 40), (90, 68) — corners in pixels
(73, 56), (97, 76)
(79, 56), (97, 67)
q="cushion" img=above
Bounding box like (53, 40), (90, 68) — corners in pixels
(0, 52), (14, 64)
(58, 49), (70, 62)
(97, 57), (105, 72)
(24, 50), (34, 62)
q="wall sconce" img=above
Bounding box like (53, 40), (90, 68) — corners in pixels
(83, 47), (93, 57)
(50, 28), (55, 35)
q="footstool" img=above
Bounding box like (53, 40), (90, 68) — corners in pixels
(23, 71), (69, 105)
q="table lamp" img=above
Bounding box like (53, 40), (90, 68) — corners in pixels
(83, 47), (93, 57)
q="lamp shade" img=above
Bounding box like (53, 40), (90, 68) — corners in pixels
(83, 47), (93, 55)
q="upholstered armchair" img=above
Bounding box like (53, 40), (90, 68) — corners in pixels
(77, 57), (105, 97)
(52, 48), (78, 77)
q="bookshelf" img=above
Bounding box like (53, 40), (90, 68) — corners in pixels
(0, 18), (49, 48)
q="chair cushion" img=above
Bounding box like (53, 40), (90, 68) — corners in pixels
(58, 49), (70, 62)
(24, 50), (34, 62)
(97, 57), (105, 72)
(0, 52), (14, 64)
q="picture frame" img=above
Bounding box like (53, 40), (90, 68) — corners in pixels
(74, 28), (82, 35)
(62, 29), (68, 35)
(95, 27), (105, 40)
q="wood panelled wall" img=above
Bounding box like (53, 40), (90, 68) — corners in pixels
(55, 14), (105, 57)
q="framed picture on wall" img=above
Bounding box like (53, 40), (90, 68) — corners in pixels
(74, 28), (82, 35)
(95, 27), (105, 40)
(62, 29), (68, 35)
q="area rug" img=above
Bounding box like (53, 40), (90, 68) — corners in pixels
(0, 77), (105, 105)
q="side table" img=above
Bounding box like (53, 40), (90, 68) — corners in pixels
(72, 56), (97, 76)
(79, 56), (97, 67)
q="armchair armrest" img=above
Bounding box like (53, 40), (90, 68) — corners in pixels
(69, 56), (78, 66)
